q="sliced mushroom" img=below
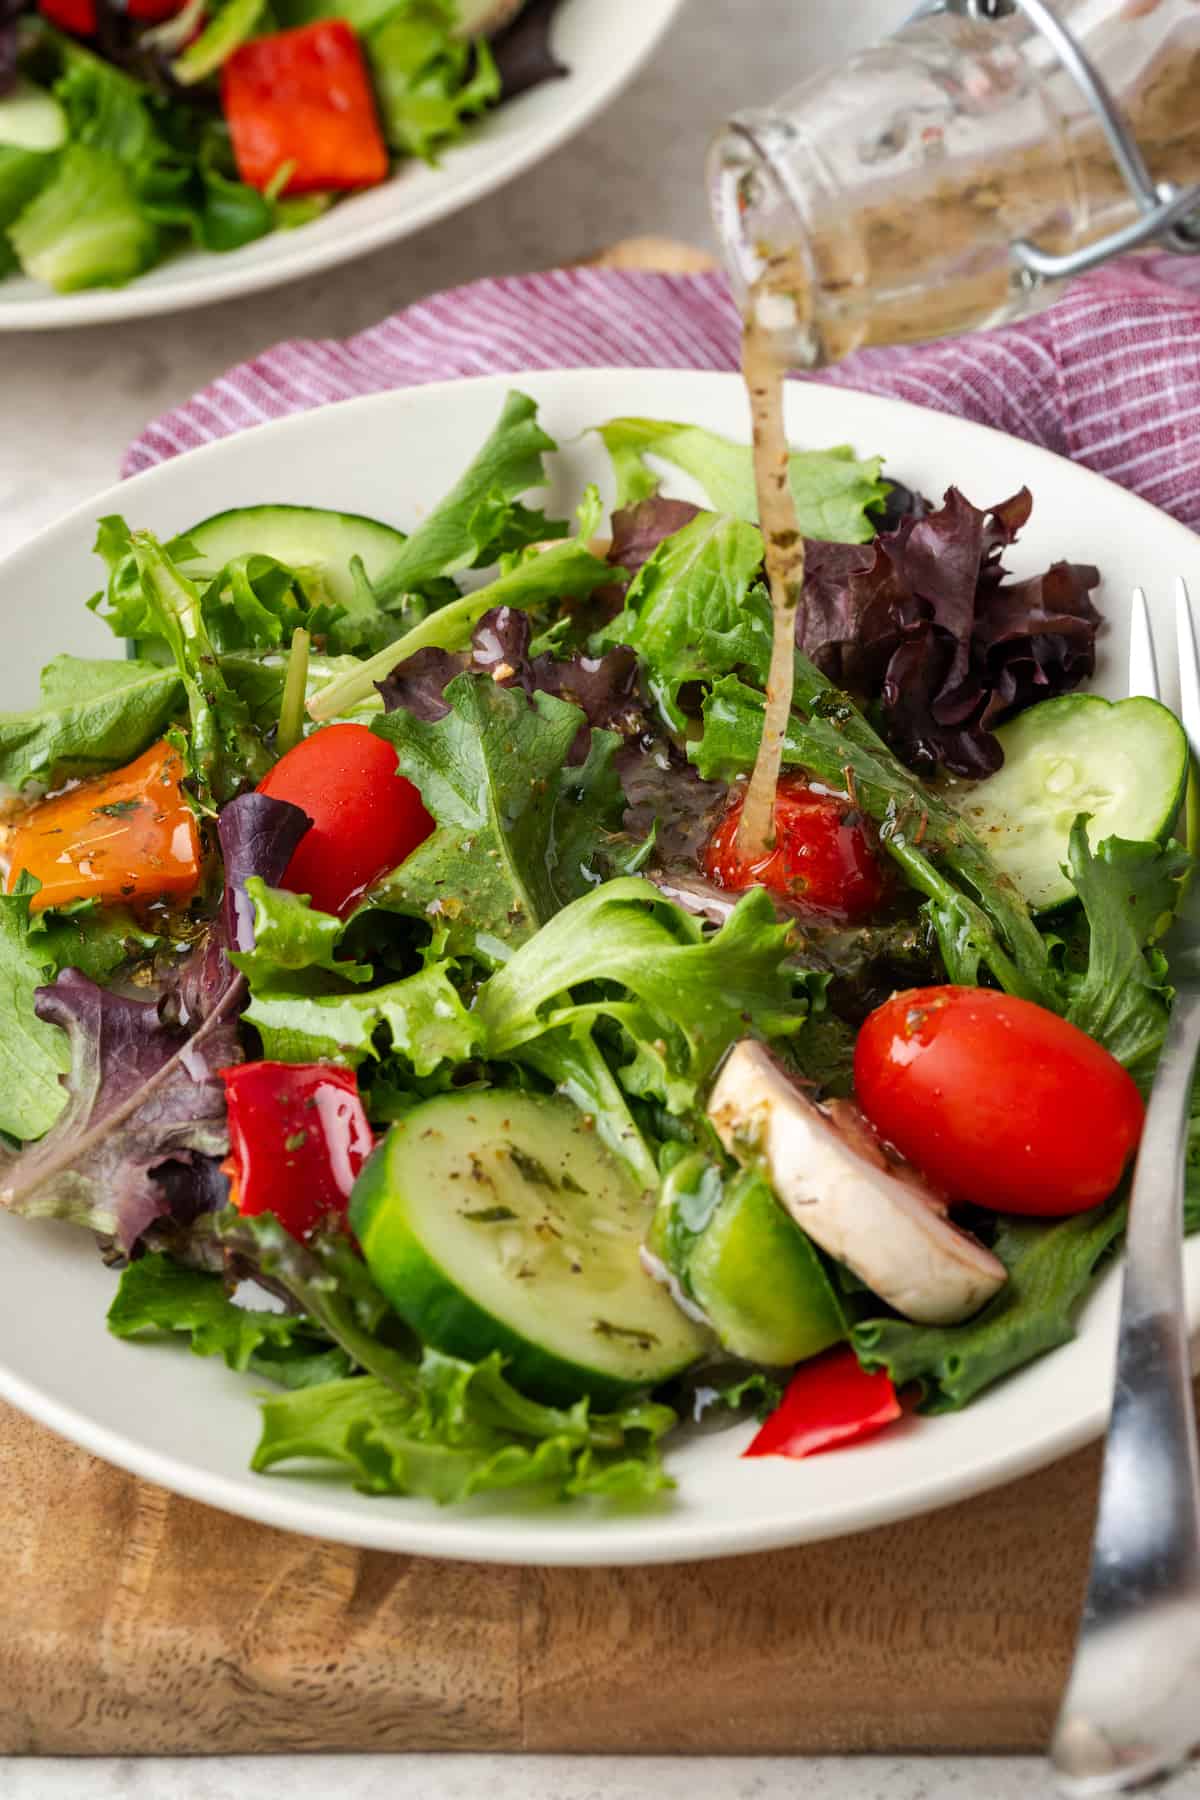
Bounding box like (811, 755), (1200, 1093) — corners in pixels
(707, 1040), (1006, 1326)
(452, 0), (527, 36)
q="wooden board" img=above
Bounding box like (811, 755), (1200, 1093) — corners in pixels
(5, 1388), (1184, 1756)
(0, 237), (1149, 1755)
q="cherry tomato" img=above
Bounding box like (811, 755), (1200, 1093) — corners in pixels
(704, 774), (886, 922)
(257, 723), (433, 917)
(221, 1062), (373, 1240)
(853, 986), (1144, 1216)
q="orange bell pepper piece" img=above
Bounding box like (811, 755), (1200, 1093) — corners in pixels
(221, 20), (389, 196)
(6, 740), (201, 914)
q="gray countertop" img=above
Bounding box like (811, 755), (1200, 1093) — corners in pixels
(1, 2), (1192, 1795)
(12, 1753), (1200, 1800)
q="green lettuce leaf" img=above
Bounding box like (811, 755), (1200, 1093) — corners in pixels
(221, 649), (385, 728)
(9, 143), (156, 291)
(231, 879), (374, 987)
(307, 528), (615, 720)
(243, 959), (482, 1072)
(217, 1210), (419, 1382)
(251, 1363), (674, 1502)
(125, 526), (272, 805)
(29, 897), (164, 986)
(183, 554), (323, 654)
(172, 0), (264, 85)
(217, 1211), (674, 1501)
(596, 513), (770, 731)
(512, 1021), (660, 1191)
(369, 675), (623, 957)
(54, 36), (159, 160)
(0, 655), (182, 793)
(0, 128), (56, 240)
(475, 877), (809, 1113)
(367, 0), (499, 161)
(373, 389), (566, 600)
(106, 1251), (351, 1385)
(596, 417), (888, 543)
(0, 882), (70, 1140)
(1061, 819), (1190, 1081)
(853, 1202), (1127, 1412)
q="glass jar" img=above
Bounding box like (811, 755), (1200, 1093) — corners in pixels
(710, 0), (1200, 366)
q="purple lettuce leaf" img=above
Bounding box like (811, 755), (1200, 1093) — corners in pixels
(174, 791), (311, 1031)
(379, 605), (646, 761)
(607, 498), (703, 580)
(492, 0), (568, 101)
(0, 0), (21, 98)
(217, 791), (312, 955)
(0, 969), (241, 1252)
(796, 486), (1100, 778)
(617, 739), (727, 867)
(0, 792), (312, 1254)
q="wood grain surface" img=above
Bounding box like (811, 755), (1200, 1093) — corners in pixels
(0, 1388), (1160, 1756)
(0, 237), (1151, 1756)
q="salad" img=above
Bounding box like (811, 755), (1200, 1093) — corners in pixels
(0, 388), (1195, 1509)
(0, 0), (565, 292)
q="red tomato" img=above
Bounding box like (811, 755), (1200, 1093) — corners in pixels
(704, 774), (886, 922)
(221, 1062), (373, 1241)
(854, 986), (1145, 1217)
(743, 1347), (901, 1461)
(257, 723), (433, 917)
(38, 0), (96, 33)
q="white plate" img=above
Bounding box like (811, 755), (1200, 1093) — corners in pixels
(0, 0), (682, 330)
(3, 367), (1199, 1566)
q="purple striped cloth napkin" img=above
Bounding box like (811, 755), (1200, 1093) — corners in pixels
(126, 252), (1200, 531)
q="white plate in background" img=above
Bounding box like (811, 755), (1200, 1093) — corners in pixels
(0, 0), (684, 329)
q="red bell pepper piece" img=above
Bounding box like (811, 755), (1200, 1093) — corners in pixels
(38, 0), (96, 34)
(127, 0), (193, 21)
(38, 0), (188, 37)
(743, 1346), (901, 1461)
(220, 1061), (374, 1241)
(221, 20), (389, 196)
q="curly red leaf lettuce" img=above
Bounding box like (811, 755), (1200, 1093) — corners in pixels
(796, 486), (1100, 777)
(0, 792), (313, 1253)
(607, 498), (703, 580)
(0, 969), (239, 1251)
(379, 604), (645, 761)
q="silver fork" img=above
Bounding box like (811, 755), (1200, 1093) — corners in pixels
(1051, 579), (1200, 1796)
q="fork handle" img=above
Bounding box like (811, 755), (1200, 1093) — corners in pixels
(1051, 988), (1200, 1796)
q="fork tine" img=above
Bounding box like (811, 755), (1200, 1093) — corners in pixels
(1129, 586), (1161, 702)
(1176, 578), (1200, 760)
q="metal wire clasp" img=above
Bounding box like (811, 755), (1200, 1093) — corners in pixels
(913, 0), (1200, 282)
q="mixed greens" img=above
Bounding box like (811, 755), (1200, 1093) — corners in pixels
(0, 0), (565, 293)
(0, 387), (1194, 1506)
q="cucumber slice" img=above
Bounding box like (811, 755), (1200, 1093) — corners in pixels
(351, 1090), (709, 1406)
(182, 505), (408, 609)
(648, 1158), (844, 1368)
(952, 694), (1189, 913)
(0, 81), (67, 154)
